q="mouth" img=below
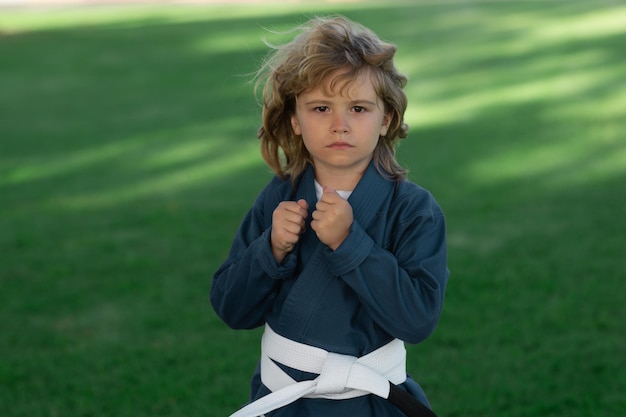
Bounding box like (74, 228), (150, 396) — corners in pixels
(328, 142), (354, 150)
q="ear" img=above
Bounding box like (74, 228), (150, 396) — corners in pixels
(291, 114), (302, 136)
(379, 114), (391, 137)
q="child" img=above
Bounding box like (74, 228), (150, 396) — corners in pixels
(211, 15), (448, 417)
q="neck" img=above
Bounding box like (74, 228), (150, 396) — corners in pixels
(312, 160), (372, 190)
(314, 171), (363, 191)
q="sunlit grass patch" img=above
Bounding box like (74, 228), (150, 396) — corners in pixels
(1, 2), (625, 417)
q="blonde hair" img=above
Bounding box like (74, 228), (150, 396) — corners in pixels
(255, 15), (409, 182)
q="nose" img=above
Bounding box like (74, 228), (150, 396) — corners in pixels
(331, 112), (350, 134)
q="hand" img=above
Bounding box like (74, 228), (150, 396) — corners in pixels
(311, 187), (353, 250)
(271, 199), (308, 263)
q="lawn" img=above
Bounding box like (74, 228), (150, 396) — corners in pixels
(1, 1), (625, 416)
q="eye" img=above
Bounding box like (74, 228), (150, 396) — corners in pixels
(314, 106), (329, 112)
(352, 106), (366, 113)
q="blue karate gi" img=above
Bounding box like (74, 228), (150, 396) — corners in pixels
(211, 161), (449, 416)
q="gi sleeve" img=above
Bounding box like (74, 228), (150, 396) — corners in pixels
(210, 182), (297, 330)
(324, 188), (449, 344)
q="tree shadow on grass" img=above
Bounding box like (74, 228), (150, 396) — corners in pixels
(0, 2), (625, 417)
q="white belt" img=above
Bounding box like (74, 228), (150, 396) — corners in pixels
(230, 324), (407, 417)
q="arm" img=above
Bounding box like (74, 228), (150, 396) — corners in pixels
(210, 188), (299, 330)
(324, 193), (448, 344)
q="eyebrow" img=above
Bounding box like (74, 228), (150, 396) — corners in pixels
(302, 99), (379, 106)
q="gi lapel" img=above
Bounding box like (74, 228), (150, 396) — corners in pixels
(277, 162), (396, 340)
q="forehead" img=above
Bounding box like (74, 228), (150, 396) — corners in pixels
(304, 70), (379, 99)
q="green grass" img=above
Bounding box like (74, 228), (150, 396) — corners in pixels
(1, 1), (625, 416)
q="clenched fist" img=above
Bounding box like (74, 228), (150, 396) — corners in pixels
(271, 199), (309, 263)
(311, 187), (353, 250)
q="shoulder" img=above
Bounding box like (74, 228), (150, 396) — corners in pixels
(254, 174), (296, 209)
(259, 174), (292, 195)
(392, 179), (445, 223)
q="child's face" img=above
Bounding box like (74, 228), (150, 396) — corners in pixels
(290, 70), (390, 182)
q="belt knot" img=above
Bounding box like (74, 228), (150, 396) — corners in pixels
(315, 352), (357, 395)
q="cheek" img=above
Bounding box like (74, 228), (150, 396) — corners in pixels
(301, 135), (314, 150)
